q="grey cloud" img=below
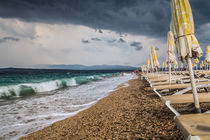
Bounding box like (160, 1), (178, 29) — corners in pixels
(82, 39), (90, 43)
(98, 29), (103, 34)
(107, 39), (116, 43)
(91, 37), (101, 41)
(118, 38), (125, 43)
(0, 36), (19, 44)
(135, 46), (143, 51)
(130, 41), (143, 51)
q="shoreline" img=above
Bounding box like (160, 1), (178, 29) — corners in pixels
(20, 76), (184, 139)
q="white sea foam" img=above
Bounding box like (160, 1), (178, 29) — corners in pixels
(0, 78), (78, 98)
(0, 73), (134, 140)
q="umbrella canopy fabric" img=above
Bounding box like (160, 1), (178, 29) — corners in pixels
(205, 45), (210, 65)
(162, 62), (165, 69)
(174, 60), (178, 68)
(166, 31), (176, 64)
(164, 61), (168, 69)
(170, 0), (202, 112)
(146, 58), (150, 70)
(200, 60), (204, 68)
(170, 0), (203, 62)
(149, 54), (154, 70)
(193, 58), (199, 64)
(151, 47), (160, 68)
(192, 62), (196, 67)
(180, 62), (184, 69)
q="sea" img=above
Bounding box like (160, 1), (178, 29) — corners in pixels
(0, 68), (134, 140)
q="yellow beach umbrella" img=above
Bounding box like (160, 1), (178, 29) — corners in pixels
(161, 62), (165, 71)
(146, 58), (150, 70)
(200, 61), (204, 69)
(166, 31), (176, 83)
(192, 62), (195, 67)
(205, 46), (210, 63)
(170, 0), (203, 112)
(151, 46), (160, 68)
(180, 62), (184, 69)
(149, 54), (154, 71)
(166, 31), (176, 64)
(193, 58), (199, 69)
(164, 61), (168, 69)
(174, 60), (178, 69)
(193, 58), (199, 64)
(205, 46), (210, 70)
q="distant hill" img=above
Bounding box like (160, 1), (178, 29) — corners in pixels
(41, 64), (138, 70)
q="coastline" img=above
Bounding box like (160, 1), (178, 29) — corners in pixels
(20, 75), (184, 139)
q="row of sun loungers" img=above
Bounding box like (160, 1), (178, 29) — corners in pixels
(141, 71), (210, 140)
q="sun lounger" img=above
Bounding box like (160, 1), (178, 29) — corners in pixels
(152, 78), (208, 86)
(149, 76), (189, 82)
(150, 81), (210, 90)
(175, 114), (210, 140)
(161, 93), (210, 104)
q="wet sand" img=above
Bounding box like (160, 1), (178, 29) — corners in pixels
(20, 76), (184, 139)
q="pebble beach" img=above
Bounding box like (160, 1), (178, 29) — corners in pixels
(20, 75), (184, 139)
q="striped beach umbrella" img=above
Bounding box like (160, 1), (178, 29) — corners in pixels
(193, 58), (199, 69)
(146, 58), (150, 72)
(180, 62), (184, 70)
(200, 60), (204, 69)
(149, 54), (154, 72)
(151, 46), (160, 70)
(174, 60), (178, 69)
(205, 46), (210, 70)
(166, 31), (176, 83)
(170, 0), (203, 112)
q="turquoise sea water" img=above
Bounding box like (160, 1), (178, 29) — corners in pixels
(0, 69), (134, 140)
(0, 70), (120, 99)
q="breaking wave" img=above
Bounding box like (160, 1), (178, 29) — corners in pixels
(0, 75), (106, 99)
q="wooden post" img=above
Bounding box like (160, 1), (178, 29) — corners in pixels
(187, 57), (201, 113)
(169, 63), (171, 84)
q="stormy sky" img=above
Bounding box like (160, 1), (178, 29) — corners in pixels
(0, 0), (210, 67)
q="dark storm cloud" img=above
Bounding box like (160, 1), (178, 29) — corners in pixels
(0, 36), (19, 44)
(0, 0), (209, 38)
(0, 0), (170, 37)
(130, 41), (143, 51)
(81, 39), (90, 43)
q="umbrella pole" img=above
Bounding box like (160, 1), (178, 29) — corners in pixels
(187, 57), (201, 113)
(169, 63), (171, 84)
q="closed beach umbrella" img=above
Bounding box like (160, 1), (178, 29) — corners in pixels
(164, 61), (168, 70)
(149, 54), (154, 72)
(194, 58), (199, 64)
(162, 62), (164, 71)
(174, 60), (178, 69)
(200, 60), (204, 69)
(166, 31), (176, 83)
(180, 62), (184, 70)
(146, 58), (150, 69)
(170, 0), (203, 112)
(193, 58), (199, 69)
(205, 46), (210, 70)
(192, 60), (196, 69)
(151, 46), (160, 70)
(166, 31), (176, 64)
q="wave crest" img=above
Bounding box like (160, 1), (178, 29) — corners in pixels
(0, 75), (105, 99)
